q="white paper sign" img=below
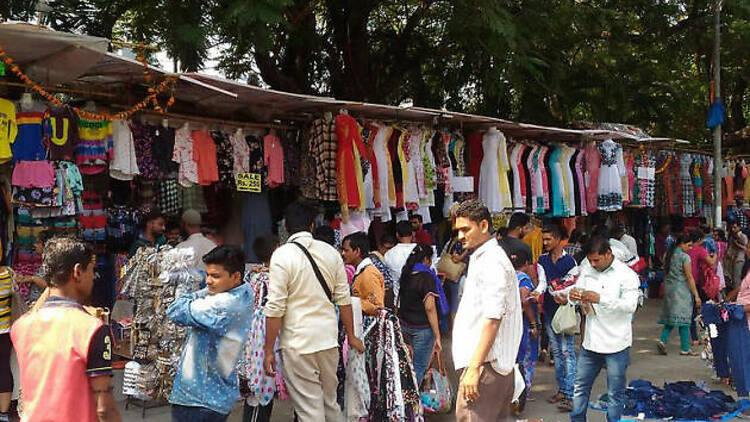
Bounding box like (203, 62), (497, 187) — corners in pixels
(452, 176), (474, 193)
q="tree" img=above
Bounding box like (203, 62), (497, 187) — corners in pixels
(1, 0), (748, 141)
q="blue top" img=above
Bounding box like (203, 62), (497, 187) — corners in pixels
(538, 252), (577, 317)
(517, 271), (538, 327)
(167, 283), (255, 415)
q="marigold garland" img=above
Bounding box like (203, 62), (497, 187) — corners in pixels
(655, 153), (672, 174)
(0, 43), (177, 121)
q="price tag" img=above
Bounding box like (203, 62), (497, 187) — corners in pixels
(236, 173), (262, 193)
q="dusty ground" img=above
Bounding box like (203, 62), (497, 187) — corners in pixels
(118, 298), (736, 421)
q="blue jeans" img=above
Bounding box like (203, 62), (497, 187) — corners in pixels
(545, 318), (577, 398)
(400, 322), (435, 385)
(570, 347), (630, 422)
(171, 405), (228, 422)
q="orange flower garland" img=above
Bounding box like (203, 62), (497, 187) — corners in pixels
(0, 43), (177, 121)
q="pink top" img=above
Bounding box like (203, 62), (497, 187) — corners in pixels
(12, 160), (55, 188)
(263, 134), (285, 188)
(584, 142), (601, 213)
(687, 245), (709, 286)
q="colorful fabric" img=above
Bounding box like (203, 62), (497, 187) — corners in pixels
(43, 107), (78, 161)
(309, 118), (338, 201)
(191, 131), (219, 186)
(130, 122), (159, 180)
(75, 118), (113, 175)
(13, 110), (45, 162)
(173, 124), (199, 186)
(0, 98), (17, 163)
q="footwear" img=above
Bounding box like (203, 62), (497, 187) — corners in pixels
(656, 340), (667, 355)
(547, 392), (565, 403)
(557, 398), (574, 412)
(680, 350), (699, 356)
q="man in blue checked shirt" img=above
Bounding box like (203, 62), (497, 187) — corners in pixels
(167, 245), (254, 422)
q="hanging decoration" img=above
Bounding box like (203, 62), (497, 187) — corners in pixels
(0, 42), (177, 121)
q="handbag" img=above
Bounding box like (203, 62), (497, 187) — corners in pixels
(551, 302), (579, 336)
(700, 261), (720, 301)
(436, 240), (466, 282)
(421, 349), (452, 414)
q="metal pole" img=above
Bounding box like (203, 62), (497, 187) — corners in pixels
(713, 0), (723, 228)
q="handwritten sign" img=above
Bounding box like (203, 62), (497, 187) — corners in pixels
(236, 173), (262, 193)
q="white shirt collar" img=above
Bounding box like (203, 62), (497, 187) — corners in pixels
(287, 231), (313, 243)
(472, 237), (497, 258)
(355, 257), (372, 275)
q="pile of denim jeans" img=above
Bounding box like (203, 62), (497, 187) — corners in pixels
(594, 380), (738, 420)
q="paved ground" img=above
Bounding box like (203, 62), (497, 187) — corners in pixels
(118, 298), (736, 421)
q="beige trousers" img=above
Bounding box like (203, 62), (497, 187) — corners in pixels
(456, 363), (515, 422)
(281, 347), (343, 422)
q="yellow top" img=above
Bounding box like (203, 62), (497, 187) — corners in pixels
(0, 99), (17, 163)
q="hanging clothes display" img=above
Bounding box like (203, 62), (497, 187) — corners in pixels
(336, 114), (368, 218)
(478, 128), (511, 213)
(173, 123), (199, 187)
(308, 117), (338, 201)
(596, 139), (625, 211)
(263, 132), (285, 188)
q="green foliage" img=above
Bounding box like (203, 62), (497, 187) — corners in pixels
(2, 0), (748, 141)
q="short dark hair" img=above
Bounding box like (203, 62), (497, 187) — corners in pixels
(508, 212), (530, 231)
(542, 223), (565, 240)
(611, 225), (625, 239)
(313, 225), (336, 246)
(43, 237), (95, 287)
(688, 230), (703, 243)
(143, 209), (164, 224)
(343, 232), (370, 257)
(568, 228), (582, 244)
(410, 214), (423, 223)
(396, 221), (413, 238)
(380, 233), (397, 247)
(285, 200), (318, 234)
(585, 236), (612, 256)
(454, 199), (492, 229)
(509, 247), (532, 270)
(252, 235), (278, 263)
(203, 245), (246, 276)
(592, 225), (610, 239)
(166, 218), (181, 232)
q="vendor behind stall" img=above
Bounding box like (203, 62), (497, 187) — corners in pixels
(129, 210), (166, 256)
(176, 209), (217, 271)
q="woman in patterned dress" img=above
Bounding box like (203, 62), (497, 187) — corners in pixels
(657, 234), (702, 356)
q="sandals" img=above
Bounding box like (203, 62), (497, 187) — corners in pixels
(547, 392), (565, 404)
(680, 350), (699, 356)
(557, 398), (574, 412)
(656, 341), (668, 355)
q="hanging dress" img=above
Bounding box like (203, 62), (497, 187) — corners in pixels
(596, 139), (625, 211)
(584, 141), (601, 214)
(373, 124), (394, 221)
(467, 132), (484, 194)
(510, 144), (524, 210)
(549, 146), (568, 217)
(335, 114), (368, 218)
(478, 129), (504, 213)
(680, 154), (695, 216)
(574, 148), (587, 216)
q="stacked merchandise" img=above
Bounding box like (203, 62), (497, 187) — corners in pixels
(120, 246), (202, 401)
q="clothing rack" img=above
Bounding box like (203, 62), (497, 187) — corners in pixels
(111, 106), (297, 130)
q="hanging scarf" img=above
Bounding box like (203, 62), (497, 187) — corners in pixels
(412, 263), (449, 316)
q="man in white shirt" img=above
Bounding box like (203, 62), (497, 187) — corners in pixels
(264, 200), (364, 422)
(175, 209), (216, 271)
(567, 237), (640, 422)
(383, 221), (417, 299)
(452, 200), (522, 421)
(612, 225), (638, 258)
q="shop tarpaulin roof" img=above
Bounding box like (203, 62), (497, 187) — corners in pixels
(0, 22), (108, 84)
(0, 23), (236, 104)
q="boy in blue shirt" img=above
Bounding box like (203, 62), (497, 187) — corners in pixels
(167, 245), (254, 421)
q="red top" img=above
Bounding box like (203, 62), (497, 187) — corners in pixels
(336, 114), (368, 210)
(414, 229), (434, 246)
(192, 130), (219, 186)
(467, 132), (484, 194)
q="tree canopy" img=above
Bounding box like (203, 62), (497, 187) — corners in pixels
(2, 0), (748, 141)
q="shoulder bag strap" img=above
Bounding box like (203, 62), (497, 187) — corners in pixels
(291, 241), (334, 303)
